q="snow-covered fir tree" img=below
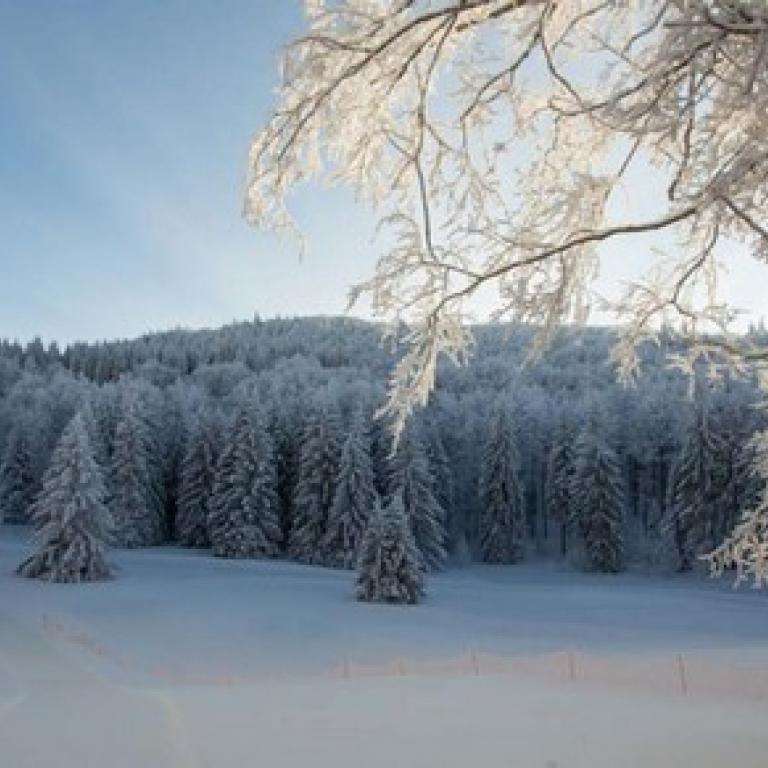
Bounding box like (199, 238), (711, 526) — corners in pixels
(0, 424), (35, 524)
(289, 400), (342, 564)
(477, 407), (526, 564)
(389, 425), (447, 571)
(322, 411), (378, 568)
(176, 409), (222, 547)
(545, 419), (578, 558)
(84, 386), (119, 470)
(571, 420), (625, 573)
(132, 384), (171, 538)
(208, 401), (282, 558)
(17, 412), (112, 583)
(109, 395), (163, 547)
(266, 399), (302, 547)
(733, 439), (765, 533)
(707, 383), (763, 546)
(367, 413), (393, 499)
(356, 492), (425, 605)
(663, 397), (726, 571)
(425, 425), (455, 542)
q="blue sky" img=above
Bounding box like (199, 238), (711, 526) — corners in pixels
(0, 1), (763, 345)
(0, 0), (378, 344)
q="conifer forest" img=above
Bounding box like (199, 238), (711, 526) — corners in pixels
(2, 318), (766, 593)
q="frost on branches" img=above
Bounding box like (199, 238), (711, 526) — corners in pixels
(17, 412), (112, 583)
(246, 0), (768, 582)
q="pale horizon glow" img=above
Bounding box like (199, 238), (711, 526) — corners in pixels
(0, 1), (764, 347)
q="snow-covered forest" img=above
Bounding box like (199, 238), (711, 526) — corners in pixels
(2, 317), (766, 591)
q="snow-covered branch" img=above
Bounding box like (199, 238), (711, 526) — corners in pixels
(246, 1), (768, 577)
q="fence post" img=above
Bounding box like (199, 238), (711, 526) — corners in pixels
(677, 654), (688, 696)
(470, 649), (480, 676)
(568, 651), (576, 681)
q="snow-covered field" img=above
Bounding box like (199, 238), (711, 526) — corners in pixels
(2, 525), (767, 768)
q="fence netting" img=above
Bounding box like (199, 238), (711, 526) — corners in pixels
(42, 614), (768, 700)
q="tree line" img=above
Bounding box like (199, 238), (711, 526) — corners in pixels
(1, 317), (766, 601)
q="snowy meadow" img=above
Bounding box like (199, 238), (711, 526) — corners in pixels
(2, 525), (768, 768)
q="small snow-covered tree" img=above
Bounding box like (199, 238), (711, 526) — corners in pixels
(17, 412), (112, 583)
(0, 424), (35, 524)
(323, 412), (378, 568)
(176, 409), (222, 547)
(109, 396), (162, 547)
(389, 425), (447, 571)
(356, 493), (424, 605)
(289, 401), (342, 564)
(571, 423), (625, 573)
(477, 407), (525, 564)
(209, 401), (282, 558)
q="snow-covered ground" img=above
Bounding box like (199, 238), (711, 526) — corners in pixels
(1, 525), (767, 768)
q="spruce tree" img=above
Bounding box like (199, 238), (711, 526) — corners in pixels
(664, 401), (725, 570)
(425, 426), (455, 539)
(322, 413), (378, 568)
(208, 401), (282, 558)
(176, 410), (221, 547)
(17, 413), (112, 583)
(289, 402), (342, 564)
(109, 396), (162, 547)
(571, 424), (625, 573)
(133, 386), (170, 538)
(85, 387), (119, 470)
(477, 408), (526, 563)
(546, 421), (577, 557)
(709, 388), (761, 546)
(356, 493), (425, 604)
(389, 426), (447, 571)
(733, 439), (764, 533)
(0, 425), (35, 524)
(267, 402), (302, 547)
(367, 410), (396, 498)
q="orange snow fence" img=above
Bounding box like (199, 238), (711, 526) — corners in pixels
(41, 613), (768, 701)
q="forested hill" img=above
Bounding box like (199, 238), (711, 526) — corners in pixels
(1, 317), (766, 573)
